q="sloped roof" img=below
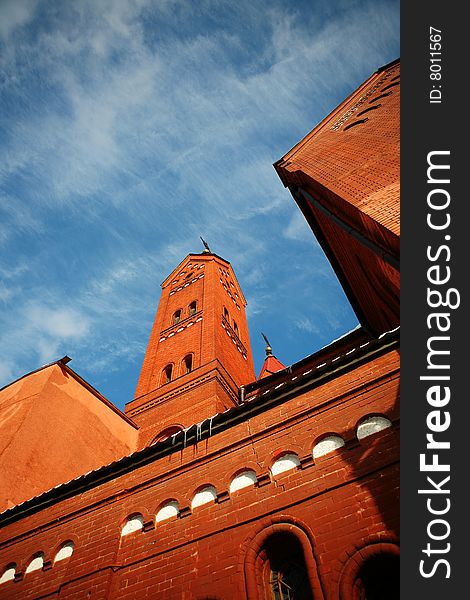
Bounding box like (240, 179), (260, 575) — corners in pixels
(258, 354), (286, 379)
(0, 359), (138, 511)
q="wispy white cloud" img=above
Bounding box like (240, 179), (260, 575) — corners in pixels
(1, 0), (399, 212)
(0, 194), (43, 245)
(0, 301), (91, 368)
(0, 0), (37, 39)
(294, 316), (321, 335)
(25, 304), (91, 339)
(283, 210), (315, 243)
(0, 0), (398, 405)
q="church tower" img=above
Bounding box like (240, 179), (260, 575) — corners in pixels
(125, 247), (255, 447)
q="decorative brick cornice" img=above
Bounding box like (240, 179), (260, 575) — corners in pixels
(168, 272), (205, 296)
(127, 370), (238, 418)
(159, 310), (203, 339)
(222, 315), (247, 358)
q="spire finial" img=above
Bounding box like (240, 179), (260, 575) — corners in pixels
(261, 332), (273, 356)
(200, 236), (211, 254)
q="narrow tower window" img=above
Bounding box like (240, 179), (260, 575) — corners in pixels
(183, 355), (193, 374)
(223, 307), (229, 320)
(233, 321), (239, 337)
(173, 309), (182, 324)
(162, 364), (173, 385)
(189, 301), (197, 316)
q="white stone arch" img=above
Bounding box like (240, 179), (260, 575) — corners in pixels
(271, 453), (300, 476)
(357, 415), (392, 440)
(54, 541), (75, 563)
(0, 564), (16, 585)
(191, 485), (217, 509)
(121, 513), (144, 536)
(25, 553), (44, 574)
(313, 435), (345, 458)
(156, 500), (179, 523)
(229, 470), (257, 494)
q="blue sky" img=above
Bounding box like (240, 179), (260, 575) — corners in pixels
(0, 0), (399, 411)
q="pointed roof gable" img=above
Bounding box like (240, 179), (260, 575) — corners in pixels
(0, 359), (138, 511)
(258, 353), (287, 379)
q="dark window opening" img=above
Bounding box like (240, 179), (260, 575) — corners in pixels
(344, 118), (368, 131)
(233, 321), (239, 337)
(369, 91), (392, 103)
(223, 307), (229, 320)
(173, 310), (182, 324)
(151, 426), (182, 444)
(382, 82), (400, 92)
(162, 364), (173, 385)
(264, 532), (313, 600)
(183, 354), (193, 374)
(189, 301), (197, 316)
(354, 553), (399, 600)
(357, 105), (381, 117)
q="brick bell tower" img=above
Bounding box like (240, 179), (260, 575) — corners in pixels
(125, 245), (256, 448)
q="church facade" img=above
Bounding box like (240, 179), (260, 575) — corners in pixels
(0, 60), (400, 599)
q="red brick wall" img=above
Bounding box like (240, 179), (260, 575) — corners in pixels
(275, 61), (400, 238)
(0, 347), (399, 599)
(128, 254), (255, 448)
(274, 61), (400, 337)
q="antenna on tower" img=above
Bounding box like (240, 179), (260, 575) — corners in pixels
(200, 236), (211, 253)
(261, 332), (273, 356)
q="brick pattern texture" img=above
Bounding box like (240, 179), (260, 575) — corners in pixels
(0, 348), (399, 599)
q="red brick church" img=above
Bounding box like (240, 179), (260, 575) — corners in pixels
(0, 59), (400, 599)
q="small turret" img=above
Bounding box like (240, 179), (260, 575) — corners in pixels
(258, 333), (286, 379)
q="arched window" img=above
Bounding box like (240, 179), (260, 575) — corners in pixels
(189, 301), (197, 316)
(173, 309), (182, 325)
(0, 564), (16, 585)
(230, 470), (257, 494)
(271, 453), (300, 476)
(233, 320), (239, 337)
(162, 364), (173, 385)
(121, 514), (144, 537)
(223, 307), (229, 320)
(191, 486), (217, 509)
(25, 553), (44, 574)
(244, 520), (323, 600)
(156, 501), (179, 523)
(54, 541), (74, 563)
(151, 426), (182, 445)
(357, 415), (392, 440)
(313, 435), (345, 458)
(339, 542), (400, 600)
(353, 552), (399, 599)
(263, 532), (313, 600)
(183, 354), (193, 374)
